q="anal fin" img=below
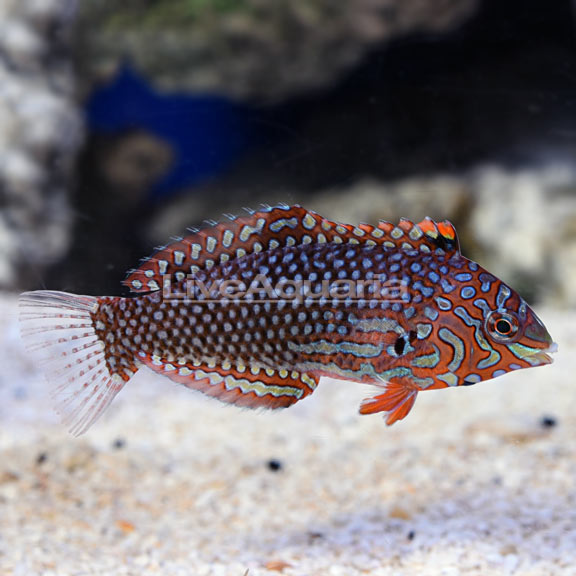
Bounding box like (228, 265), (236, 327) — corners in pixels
(138, 353), (318, 409)
(359, 378), (419, 425)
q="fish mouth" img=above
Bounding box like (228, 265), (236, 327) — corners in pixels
(528, 342), (558, 366)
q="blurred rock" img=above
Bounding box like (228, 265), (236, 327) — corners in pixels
(305, 176), (472, 230)
(77, 0), (479, 102)
(85, 66), (255, 200)
(99, 130), (173, 198)
(0, 0), (82, 289)
(470, 164), (576, 306)
(43, 131), (165, 296)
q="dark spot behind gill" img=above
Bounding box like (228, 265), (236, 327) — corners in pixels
(394, 336), (406, 356)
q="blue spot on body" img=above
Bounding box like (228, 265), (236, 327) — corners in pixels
(496, 284), (511, 308)
(479, 272), (495, 293)
(412, 280), (434, 298)
(421, 286), (434, 297)
(410, 263), (422, 273)
(440, 279), (456, 293)
(455, 273), (473, 282)
(362, 259), (373, 269)
(463, 373), (482, 385)
(404, 306), (416, 319)
(428, 271), (440, 283)
(424, 306), (439, 321)
(460, 286), (476, 299)
(417, 323), (433, 339)
(386, 345), (398, 358)
(436, 297), (452, 310)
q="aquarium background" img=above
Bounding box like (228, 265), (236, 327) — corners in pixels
(0, 0), (574, 305)
(1, 1), (576, 575)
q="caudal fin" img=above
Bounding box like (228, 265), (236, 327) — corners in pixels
(19, 291), (129, 436)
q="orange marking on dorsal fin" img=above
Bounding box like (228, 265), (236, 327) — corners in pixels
(417, 217), (438, 237)
(359, 378), (419, 425)
(437, 221), (456, 240)
(138, 353), (318, 409)
(358, 223), (374, 233)
(416, 217), (460, 254)
(397, 218), (416, 232)
(374, 216), (460, 256)
(377, 221), (394, 234)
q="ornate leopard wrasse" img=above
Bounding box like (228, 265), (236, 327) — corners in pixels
(19, 205), (556, 435)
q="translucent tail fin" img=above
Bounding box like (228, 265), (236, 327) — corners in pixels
(19, 291), (129, 436)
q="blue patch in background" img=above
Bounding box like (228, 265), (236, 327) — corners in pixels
(86, 65), (256, 200)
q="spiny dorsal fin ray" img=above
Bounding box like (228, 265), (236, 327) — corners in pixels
(124, 205), (460, 293)
(138, 352), (318, 409)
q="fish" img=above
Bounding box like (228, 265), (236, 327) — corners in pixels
(19, 204), (557, 435)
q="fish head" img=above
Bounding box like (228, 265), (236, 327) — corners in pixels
(435, 270), (557, 387)
(480, 292), (557, 370)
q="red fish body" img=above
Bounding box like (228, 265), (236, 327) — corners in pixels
(19, 205), (556, 435)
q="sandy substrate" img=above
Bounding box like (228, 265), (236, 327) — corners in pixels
(0, 294), (575, 576)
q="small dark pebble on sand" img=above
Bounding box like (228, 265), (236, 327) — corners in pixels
(540, 415), (557, 429)
(407, 530), (416, 541)
(112, 438), (126, 450)
(267, 459), (283, 472)
(36, 452), (48, 466)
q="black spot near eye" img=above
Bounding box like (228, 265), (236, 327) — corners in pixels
(408, 330), (418, 343)
(394, 336), (406, 356)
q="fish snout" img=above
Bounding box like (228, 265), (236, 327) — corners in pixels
(527, 341), (558, 366)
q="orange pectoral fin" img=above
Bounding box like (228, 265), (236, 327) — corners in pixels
(359, 379), (419, 425)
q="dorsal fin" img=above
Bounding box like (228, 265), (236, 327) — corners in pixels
(414, 217), (460, 254)
(124, 205), (460, 293)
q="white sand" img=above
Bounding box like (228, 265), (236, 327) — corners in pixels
(0, 295), (574, 576)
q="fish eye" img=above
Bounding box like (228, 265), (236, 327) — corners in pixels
(486, 310), (520, 343)
(495, 319), (512, 335)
